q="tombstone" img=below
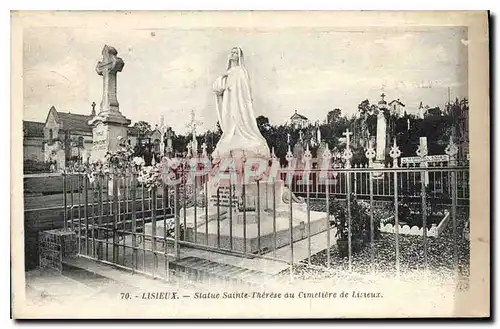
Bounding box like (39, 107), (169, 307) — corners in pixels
(375, 98), (387, 162)
(316, 141), (328, 169)
(372, 93), (388, 178)
(293, 142), (304, 168)
(88, 45), (131, 162)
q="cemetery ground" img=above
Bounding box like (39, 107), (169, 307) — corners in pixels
(286, 201), (470, 289)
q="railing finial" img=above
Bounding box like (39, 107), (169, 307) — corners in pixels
(389, 138), (401, 168)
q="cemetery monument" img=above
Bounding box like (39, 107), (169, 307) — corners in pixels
(88, 45), (131, 162)
(147, 47), (329, 253)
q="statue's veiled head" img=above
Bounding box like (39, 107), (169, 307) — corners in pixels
(227, 47), (244, 68)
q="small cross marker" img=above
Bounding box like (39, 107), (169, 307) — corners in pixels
(343, 128), (353, 149)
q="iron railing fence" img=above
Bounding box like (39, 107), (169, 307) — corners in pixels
(60, 163), (469, 283)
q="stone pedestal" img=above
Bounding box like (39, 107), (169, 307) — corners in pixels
(145, 176), (329, 256)
(180, 201), (327, 255)
(372, 160), (385, 179)
(88, 116), (130, 162)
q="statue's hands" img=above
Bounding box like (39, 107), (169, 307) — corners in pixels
(213, 75), (226, 96)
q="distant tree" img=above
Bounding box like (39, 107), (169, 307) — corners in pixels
(215, 121), (223, 135)
(357, 100), (378, 138)
(256, 115), (270, 129)
(133, 121), (152, 138)
(327, 108), (342, 125)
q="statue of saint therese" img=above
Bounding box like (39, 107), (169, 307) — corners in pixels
(211, 47), (270, 161)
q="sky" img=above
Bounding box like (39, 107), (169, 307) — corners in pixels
(23, 26), (468, 134)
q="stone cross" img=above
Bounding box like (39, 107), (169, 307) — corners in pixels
(343, 128), (353, 150)
(91, 102), (96, 116)
(96, 45), (124, 113)
(298, 130), (304, 143)
(380, 92), (386, 102)
(287, 133), (291, 145)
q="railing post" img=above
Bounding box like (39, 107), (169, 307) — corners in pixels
(390, 138), (401, 277)
(216, 187), (221, 248)
(303, 144), (312, 264)
(272, 176), (277, 257)
(417, 140), (428, 276)
(365, 142), (376, 274)
(63, 173), (68, 231)
(445, 135), (459, 274)
(322, 144), (333, 268)
(84, 175), (89, 256)
(151, 186), (157, 278)
(229, 172), (233, 250)
(174, 183), (181, 260)
(77, 175), (82, 254)
(257, 179), (261, 254)
(97, 175), (104, 260)
(346, 170), (352, 272)
(242, 153), (248, 254)
(70, 175), (74, 231)
(112, 173), (119, 264)
(193, 165), (198, 244)
(343, 138), (353, 272)
(205, 172), (209, 246)
(163, 183), (169, 281)
(285, 144), (294, 282)
(131, 172), (137, 270)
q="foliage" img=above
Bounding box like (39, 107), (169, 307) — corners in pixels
(133, 121), (152, 137)
(129, 96), (468, 166)
(69, 136), (143, 181)
(23, 159), (52, 174)
(327, 108), (342, 125)
(328, 194), (381, 242)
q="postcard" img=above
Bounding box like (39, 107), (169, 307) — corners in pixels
(11, 10), (489, 318)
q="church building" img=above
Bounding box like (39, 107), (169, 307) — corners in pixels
(23, 103), (144, 170)
(289, 110), (309, 129)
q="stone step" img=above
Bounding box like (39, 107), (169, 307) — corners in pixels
(168, 256), (275, 287)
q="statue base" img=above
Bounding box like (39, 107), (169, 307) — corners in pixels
(371, 160), (385, 180)
(146, 178), (328, 255)
(179, 200), (328, 255)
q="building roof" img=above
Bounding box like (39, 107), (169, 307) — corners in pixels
(23, 120), (45, 138)
(46, 106), (94, 133)
(57, 112), (94, 132)
(44, 105), (167, 139)
(388, 99), (406, 107)
(290, 110), (308, 120)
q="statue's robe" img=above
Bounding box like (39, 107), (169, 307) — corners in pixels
(212, 65), (270, 161)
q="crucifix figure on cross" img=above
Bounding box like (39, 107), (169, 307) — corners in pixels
(343, 128), (353, 150)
